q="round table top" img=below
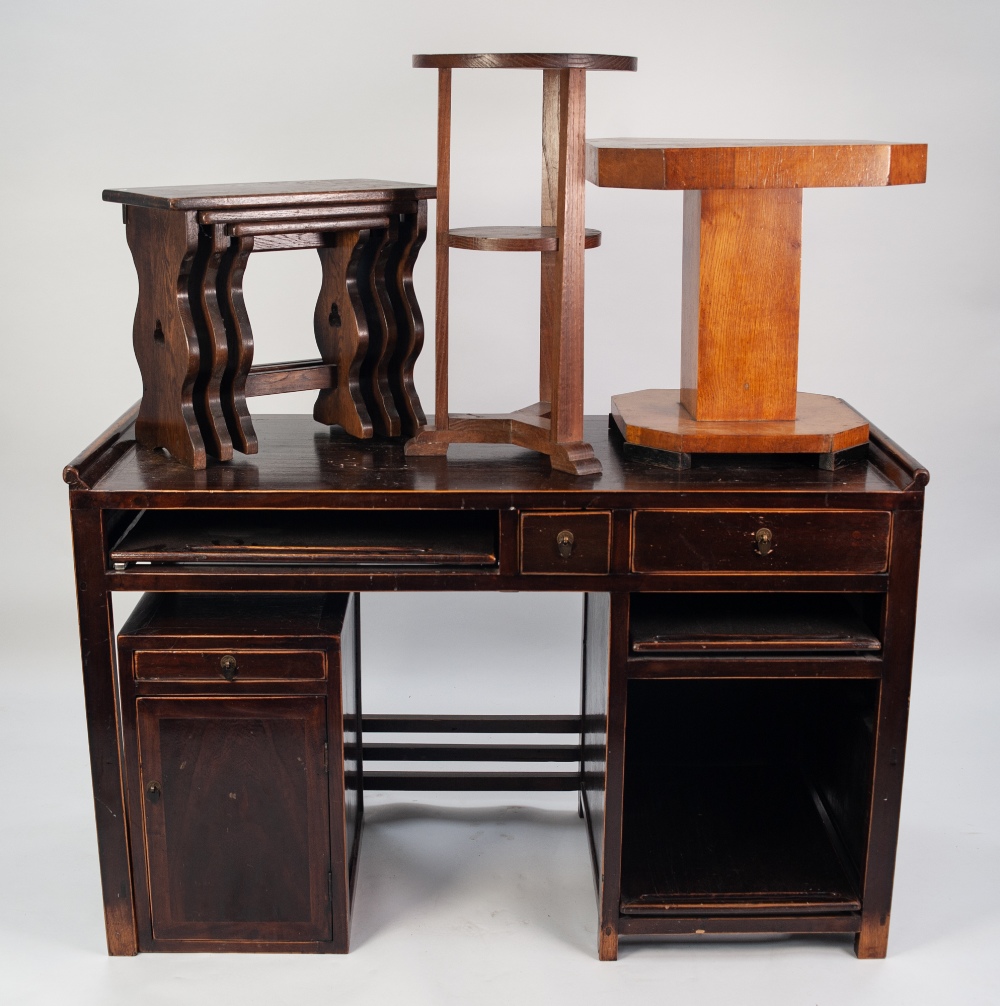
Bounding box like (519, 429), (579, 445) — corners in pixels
(585, 139), (927, 190)
(413, 53), (637, 71)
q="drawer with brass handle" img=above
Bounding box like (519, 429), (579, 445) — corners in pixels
(631, 510), (891, 574)
(519, 511), (612, 575)
(133, 649), (327, 682)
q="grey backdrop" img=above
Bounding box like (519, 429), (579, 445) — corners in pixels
(1, 1), (997, 1003)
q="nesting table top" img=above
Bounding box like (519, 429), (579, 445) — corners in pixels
(103, 179), (436, 211)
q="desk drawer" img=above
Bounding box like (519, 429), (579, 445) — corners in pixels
(520, 512), (612, 575)
(631, 510), (890, 574)
(133, 649), (327, 682)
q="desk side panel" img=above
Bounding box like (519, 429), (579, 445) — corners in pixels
(856, 503), (925, 957)
(582, 592), (624, 959)
(71, 505), (138, 954)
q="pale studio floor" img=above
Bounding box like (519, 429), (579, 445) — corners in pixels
(1, 592), (998, 1006)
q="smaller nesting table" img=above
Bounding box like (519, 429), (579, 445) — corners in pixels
(586, 139), (927, 466)
(104, 180), (434, 468)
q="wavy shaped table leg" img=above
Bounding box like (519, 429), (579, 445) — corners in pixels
(386, 204), (428, 437)
(125, 205), (207, 468)
(218, 234), (258, 455)
(191, 223), (235, 460)
(359, 225), (401, 437)
(313, 229), (374, 439)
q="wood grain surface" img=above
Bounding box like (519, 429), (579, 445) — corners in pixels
(117, 593), (359, 952)
(448, 225), (601, 251)
(312, 229), (375, 438)
(681, 189), (802, 421)
(68, 410), (927, 958)
(434, 68), (452, 434)
(386, 202), (429, 436)
(217, 235), (258, 454)
(404, 62), (601, 474)
(189, 224), (233, 460)
(413, 53), (636, 71)
(629, 593), (881, 653)
(630, 509), (890, 574)
(613, 390), (870, 454)
(586, 139), (927, 190)
(125, 205), (206, 468)
(105, 179), (436, 210)
(77, 412), (914, 500)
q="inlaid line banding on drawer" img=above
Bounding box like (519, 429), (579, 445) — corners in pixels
(520, 511), (612, 575)
(631, 510), (890, 574)
(134, 650), (327, 681)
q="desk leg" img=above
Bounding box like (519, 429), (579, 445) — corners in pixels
(70, 507), (137, 955)
(856, 505), (924, 958)
(581, 592), (627, 960)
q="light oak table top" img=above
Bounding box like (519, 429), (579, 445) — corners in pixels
(585, 139), (927, 190)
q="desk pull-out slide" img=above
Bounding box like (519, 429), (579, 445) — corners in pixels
(110, 509), (499, 568)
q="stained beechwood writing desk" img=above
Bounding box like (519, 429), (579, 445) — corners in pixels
(64, 405), (927, 960)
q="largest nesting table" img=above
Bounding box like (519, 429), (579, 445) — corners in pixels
(65, 407), (927, 959)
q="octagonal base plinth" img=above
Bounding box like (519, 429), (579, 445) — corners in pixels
(612, 390), (869, 460)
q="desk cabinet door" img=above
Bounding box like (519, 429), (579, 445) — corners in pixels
(137, 696), (332, 943)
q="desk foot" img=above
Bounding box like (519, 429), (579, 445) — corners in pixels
(854, 918), (889, 958)
(598, 926), (619, 961)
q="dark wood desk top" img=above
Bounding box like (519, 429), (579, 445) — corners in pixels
(66, 413), (926, 509)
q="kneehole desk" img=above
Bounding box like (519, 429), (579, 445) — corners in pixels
(64, 412), (927, 960)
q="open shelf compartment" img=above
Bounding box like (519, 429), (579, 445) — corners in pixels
(629, 593), (882, 655)
(620, 678), (877, 916)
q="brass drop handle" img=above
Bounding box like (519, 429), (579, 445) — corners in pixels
(556, 530), (575, 558)
(754, 527), (774, 556)
(146, 781), (161, 803)
(220, 653), (238, 681)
